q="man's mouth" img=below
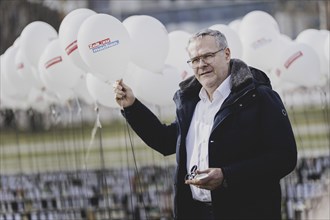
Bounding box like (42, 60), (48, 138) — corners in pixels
(200, 71), (212, 76)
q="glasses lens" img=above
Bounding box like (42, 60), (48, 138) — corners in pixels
(185, 174), (192, 181)
(185, 165), (198, 181)
(189, 52), (218, 69)
(203, 54), (215, 63)
(191, 165), (197, 173)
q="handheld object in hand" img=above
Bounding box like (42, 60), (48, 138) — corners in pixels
(185, 165), (208, 181)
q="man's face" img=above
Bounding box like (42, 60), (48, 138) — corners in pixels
(187, 35), (230, 93)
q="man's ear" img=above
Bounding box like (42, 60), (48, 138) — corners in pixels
(225, 47), (231, 62)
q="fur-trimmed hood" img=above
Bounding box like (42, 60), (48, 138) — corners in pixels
(178, 59), (271, 97)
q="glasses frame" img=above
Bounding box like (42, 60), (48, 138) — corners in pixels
(185, 165), (198, 181)
(187, 48), (225, 69)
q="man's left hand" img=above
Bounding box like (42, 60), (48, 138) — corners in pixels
(185, 168), (224, 190)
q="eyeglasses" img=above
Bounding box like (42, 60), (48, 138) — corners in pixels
(187, 48), (225, 69)
(185, 165), (209, 181)
(185, 165), (198, 181)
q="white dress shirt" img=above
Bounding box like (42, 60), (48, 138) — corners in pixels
(186, 75), (231, 202)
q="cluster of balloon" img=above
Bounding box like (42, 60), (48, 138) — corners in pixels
(0, 21), (59, 111)
(234, 10), (329, 90)
(4, 44), (52, 111)
(2, 8), (329, 111)
(269, 29), (328, 90)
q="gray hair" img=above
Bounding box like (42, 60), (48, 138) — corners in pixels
(187, 28), (228, 50)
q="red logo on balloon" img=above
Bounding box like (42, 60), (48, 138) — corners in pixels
(88, 38), (119, 53)
(284, 51), (303, 69)
(17, 63), (24, 70)
(45, 56), (62, 69)
(65, 40), (78, 55)
(89, 38), (110, 49)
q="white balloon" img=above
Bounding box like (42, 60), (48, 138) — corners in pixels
(296, 29), (329, 76)
(1, 55), (19, 99)
(73, 74), (94, 105)
(15, 50), (43, 89)
(269, 34), (294, 74)
(85, 73), (118, 108)
(1, 53), (29, 110)
(209, 24), (243, 59)
(267, 68), (281, 90)
(13, 37), (20, 48)
(78, 14), (131, 81)
(241, 26), (281, 73)
(0, 92), (29, 110)
(274, 42), (321, 87)
(19, 21), (58, 66)
(27, 88), (50, 113)
(279, 34), (293, 47)
(59, 8), (96, 72)
(39, 39), (83, 89)
(239, 10), (280, 36)
(38, 46), (75, 103)
(122, 62), (141, 91)
(295, 29), (319, 43)
(133, 65), (181, 106)
(165, 30), (194, 81)
(228, 19), (241, 34)
(2, 46), (30, 98)
(123, 15), (169, 73)
(324, 33), (329, 62)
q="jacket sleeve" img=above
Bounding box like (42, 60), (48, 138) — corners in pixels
(221, 86), (297, 186)
(121, 99), (178, 156)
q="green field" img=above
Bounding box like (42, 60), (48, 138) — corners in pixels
(0, 102), (329, 174)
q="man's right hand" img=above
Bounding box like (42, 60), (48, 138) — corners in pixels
(113, 79), (136, 108)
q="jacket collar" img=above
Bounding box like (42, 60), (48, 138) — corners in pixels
(229, 59), (253, 92)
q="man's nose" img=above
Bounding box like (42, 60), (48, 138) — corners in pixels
(197, 58), (207, 67)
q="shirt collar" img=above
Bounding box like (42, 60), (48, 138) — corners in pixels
(199, 75), (232, 102)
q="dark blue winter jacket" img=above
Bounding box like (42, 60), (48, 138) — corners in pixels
(122, 59), (297, 219)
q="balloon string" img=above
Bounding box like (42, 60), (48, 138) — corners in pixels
(116, 80), (148, 219)
(75, 97), (82, 115)
(84, 103), (102, 167)
(121, 106), (149, 220)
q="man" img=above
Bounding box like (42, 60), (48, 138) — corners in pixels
(113, 29), (297, 219)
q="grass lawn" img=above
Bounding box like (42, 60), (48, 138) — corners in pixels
(0, 103), (329, 174)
